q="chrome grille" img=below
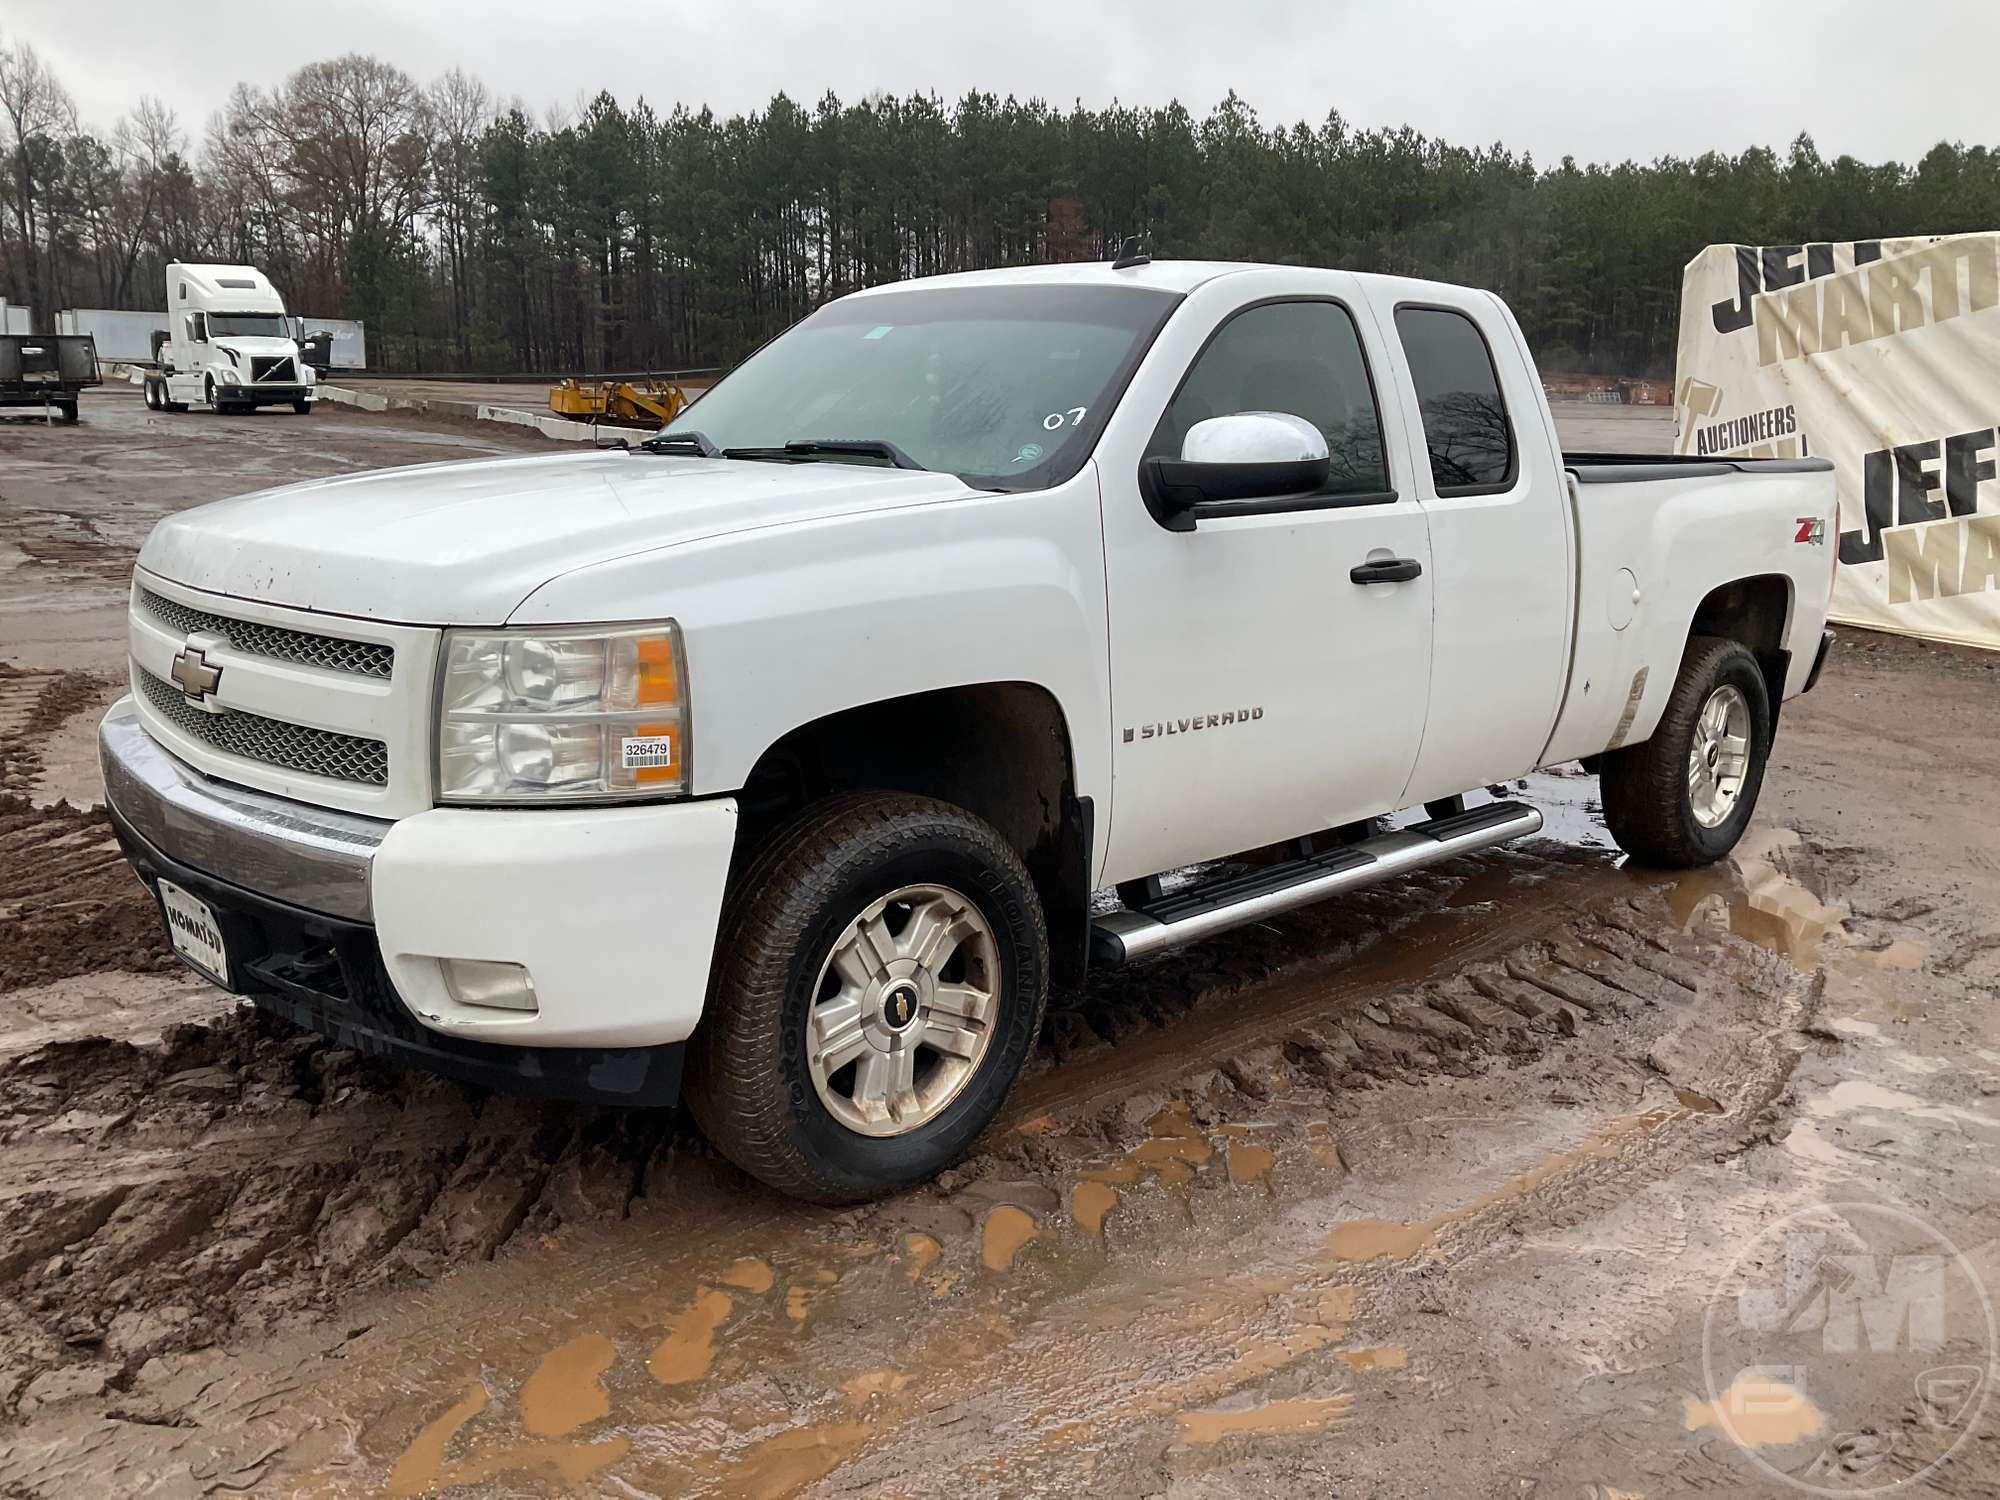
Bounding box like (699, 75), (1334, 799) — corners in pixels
(138, 667), (389, 786)
(251, 355), (297, 383)
(139, 587), (393, 679)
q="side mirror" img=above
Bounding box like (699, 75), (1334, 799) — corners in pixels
(1140, 411), (1331, 531)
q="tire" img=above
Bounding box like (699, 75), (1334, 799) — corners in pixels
(686, 792), (1049, 1203)
(293, 399), (312, 415)
(1600, 635), (1772, 868)
(56, 400), (77, 424)
(144, 378), (160, 411)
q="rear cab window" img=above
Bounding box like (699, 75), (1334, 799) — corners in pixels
(1149, 300), (1390, 499)
(1393, 306), (1517, 495)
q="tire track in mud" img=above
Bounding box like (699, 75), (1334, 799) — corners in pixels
(0, 849), (1576, 1427)
(0, 795), (174, 992)
(0, 875), (1820, 1497)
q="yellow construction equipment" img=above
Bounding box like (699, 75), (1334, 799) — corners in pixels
(548, 377), (691, 427)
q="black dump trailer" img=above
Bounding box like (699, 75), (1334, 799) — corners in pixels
(0, 334), (102, 422)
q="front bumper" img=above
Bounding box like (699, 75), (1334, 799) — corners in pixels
(99, 698), (739, 1102)
(224, 383), (311, 404)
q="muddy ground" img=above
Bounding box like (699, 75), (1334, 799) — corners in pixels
(0, 391), (1994, 1497)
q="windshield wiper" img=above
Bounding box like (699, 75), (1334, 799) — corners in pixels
(722, 438), (927, 471)
(639, 429), (720, 457)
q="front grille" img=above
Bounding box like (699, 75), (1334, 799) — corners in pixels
(140, 587), (393, 680)
(251, 355), (297, 383)
(138, 667), (389, 786)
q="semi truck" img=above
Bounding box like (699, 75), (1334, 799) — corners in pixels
(141, 263), (317, 415)
(101, 258), (1837, 1202)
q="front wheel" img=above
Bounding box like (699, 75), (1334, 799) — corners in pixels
(686, 793), (1048, 1203)
(1600, 635), (1772, 867)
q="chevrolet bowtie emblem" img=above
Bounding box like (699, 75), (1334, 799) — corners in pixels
(169, 644), (223, 703)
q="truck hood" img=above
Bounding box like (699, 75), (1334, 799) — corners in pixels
(138, 450), (978, 624)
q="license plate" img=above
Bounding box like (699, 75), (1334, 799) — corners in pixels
(158, 879), (231, 987)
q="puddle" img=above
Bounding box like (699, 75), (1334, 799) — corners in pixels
(387, 1382), (490, 1497)
(785, 1285), (812, 1321)
(982, 1205), (1039, 1271)
(719, 1257), (775, 1294)
(1339, 1345), (1408, 1371)
(1517, 767), (1620, 850)
(1226, 1140), (1276, 1185)
(1326, 1106), (1679, 1262)
(902, 1232), (941, 1280)
(1850, 939), (1926, 970)
(1673, 1087), (1723, 1114)
(1684, 1372), (1826, 1448)
(1806, 1078), (1986, 1126)
(649, 1287), (733, 1384)
(1307, 1123), (1346, 1171)
(386, 1379), (629, 1497)
(1178, 1393), (1354, 1445)
(518, 1332), (615, 1437)
(1783, 1121), (1846, 1163)
(1130, 1101), (1215, 1186)
(1664, 827), (1845, 968)
(1326, 1218), (1433, 1262)
(1073, 1180), (1120, 1237)
(1081, 1158), (1144, 1187)
(706, 1421), (872, 1496)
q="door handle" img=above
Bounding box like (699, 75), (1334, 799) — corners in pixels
(1349, 557), (1423, 585)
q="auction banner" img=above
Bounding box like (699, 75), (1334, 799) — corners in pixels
(1675, 234), (2000, 650)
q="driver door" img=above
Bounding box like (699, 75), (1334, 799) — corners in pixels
(1098, 293), (1435, 884)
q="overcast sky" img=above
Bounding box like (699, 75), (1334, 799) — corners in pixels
(6, 0), (1993, 167)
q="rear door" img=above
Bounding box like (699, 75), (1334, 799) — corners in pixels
(1096, 274), (1435, 885)
(1371, 288), (1572, 803)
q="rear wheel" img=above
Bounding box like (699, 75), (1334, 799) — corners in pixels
(1600, 635), (1771, 867)
(144, 377), (160, 411)
(686, 793), (1048, 1203)
(55, 399), (77, 424)
(293, 399), (312, 415)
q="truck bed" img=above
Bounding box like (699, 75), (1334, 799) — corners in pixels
(1564, 451), (1832, 484)
(0, 334), (101, 404)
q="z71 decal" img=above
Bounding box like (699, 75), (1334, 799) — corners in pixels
(1795, 516), (1827, 546)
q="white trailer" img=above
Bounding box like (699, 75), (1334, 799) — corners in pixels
(142, 263), (318, 416)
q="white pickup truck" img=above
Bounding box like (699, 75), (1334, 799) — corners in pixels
(101, 259), (1836, 1200)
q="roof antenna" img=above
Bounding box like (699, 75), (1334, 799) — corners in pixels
(1110, 236), (1151, 270)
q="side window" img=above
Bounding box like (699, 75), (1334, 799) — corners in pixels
(187, 313), (206, 342)
(1150, 301), (1388, 497)
(1394, 306), (1516, 493)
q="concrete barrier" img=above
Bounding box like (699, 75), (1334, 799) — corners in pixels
(316, 383), (599, 441)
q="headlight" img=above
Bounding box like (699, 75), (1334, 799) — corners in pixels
(436, 623), (688, 802)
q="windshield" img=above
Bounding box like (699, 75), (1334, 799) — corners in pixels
(662, 284), (1180, 489)
(206, 313), (288, 339)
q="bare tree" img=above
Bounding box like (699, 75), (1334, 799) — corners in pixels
(428, 68), (489, 362)
(86, 97), (183, 303)
(0, 32), (78, 329)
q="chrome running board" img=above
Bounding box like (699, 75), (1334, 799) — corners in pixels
(1090, 801), (1544, 965)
